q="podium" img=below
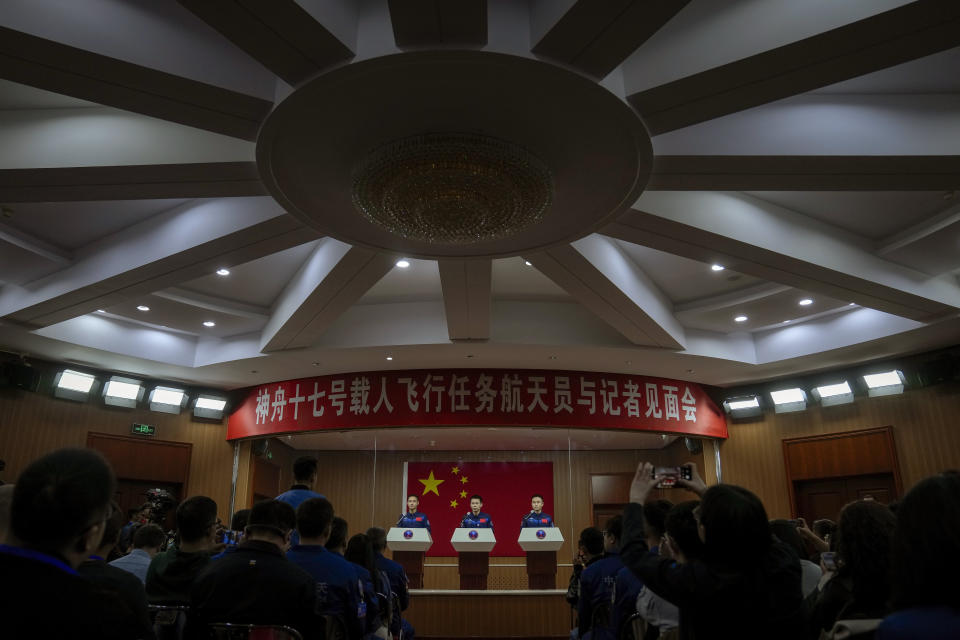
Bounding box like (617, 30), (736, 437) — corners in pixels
(451, 528), (496, 590)
(387, 528), (432, 589)
(518, 527), (564, 589)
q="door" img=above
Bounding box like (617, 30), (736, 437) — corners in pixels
(794, 472), (898, 523)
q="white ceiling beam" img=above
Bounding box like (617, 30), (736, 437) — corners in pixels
(673, 283), (790, 315)
(260, 240), (396, 352)
(876, 200), (960, 255)
(0, 220), (72, 265)
(526, 235), (686, 349)
(0, 197), (311, 327)
(438, 259), (492, 340)
(154, 287), (270, 321)
(604, 191), (960, 321)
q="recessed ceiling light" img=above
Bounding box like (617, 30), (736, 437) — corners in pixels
(734, 315), (748, 322)
(386, 356), (393, 361)
(783, 319), (791, 323)
(395, 259), (410, 268)
(711, 264), (725, 271)
(216, 268), (230, 276)
(96, 309), (105, 313)
(136, 305), (150, 312)
(524, 260), (532, 266)
(548, 355), (558, 360)
(799, 298), (813, 306)
(849, 302), (856, 306)
(203, 321), (216, 327)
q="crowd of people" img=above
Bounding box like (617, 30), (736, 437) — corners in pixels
(1, 447), (958, 640)
(565, 461), (960, 640)
(0, 451), (411, 639)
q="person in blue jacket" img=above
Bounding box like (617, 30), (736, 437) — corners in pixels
(579, 515), (624, 640)
(460, 495), (493, 529)
(276, 456), (326, 547)
(396, 494), (431, 533)
(522, 494), (554, 528)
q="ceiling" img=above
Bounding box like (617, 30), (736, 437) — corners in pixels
(1, 0), (959, 398)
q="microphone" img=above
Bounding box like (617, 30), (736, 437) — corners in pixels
(521, 511), (536, 525)
(395, 514), (405, 527)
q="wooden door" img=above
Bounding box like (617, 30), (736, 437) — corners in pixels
(794, 473), (898, 522)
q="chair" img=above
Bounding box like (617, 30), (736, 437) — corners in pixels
(149, 604), (189, 640)
(323, 614), (347, 640)
(618, 612), (648, 640)
(208, 623), (303, 640)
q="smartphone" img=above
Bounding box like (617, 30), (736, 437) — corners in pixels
(220, 529), (242, 546)
(652, 466), (693, 488)
(821, 551), (838, 572)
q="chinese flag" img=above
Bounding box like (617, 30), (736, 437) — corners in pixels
(405, 461), (554, 557)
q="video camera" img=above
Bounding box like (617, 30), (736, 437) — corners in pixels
(144, 487), (177, 525)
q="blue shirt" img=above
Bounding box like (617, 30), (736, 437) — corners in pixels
(612, 562), (645, 635)
(287, 545), (365, 638)
(375, 552), (409, 634)
(108, 548), (152, 584)
(350, 563), (381, 636)
(396, 511), (431, 533)
(579, 550), (624, 640)
(876, 607), (960, 640)
(521, 512), (554, 528)
(275, 486), (326, 545)
(460, 511), (494, 529)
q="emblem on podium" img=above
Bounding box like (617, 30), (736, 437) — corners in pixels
(468, 530), (479, 539)
(536, 529), (547, 539)
(403, 530), (414, 539)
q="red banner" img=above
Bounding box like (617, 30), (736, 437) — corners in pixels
(226, 368), (727, 440)
(404, 461), (554, 557)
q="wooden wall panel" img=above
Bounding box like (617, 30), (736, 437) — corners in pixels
(87, 432), (192, 485)
(0, 388), (236, 522)
(405, 591), (569, 637)
(783, 427), (898, 481)
(718, 384), (960, 519)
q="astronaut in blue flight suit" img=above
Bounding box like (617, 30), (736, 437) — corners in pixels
(522, 494), (555, 528)
(460, 494), (494, 529)
(396, 494), (431, 533)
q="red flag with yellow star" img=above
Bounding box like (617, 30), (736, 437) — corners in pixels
(404, 461), (554, 557)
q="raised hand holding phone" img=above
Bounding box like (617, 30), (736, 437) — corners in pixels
(675, 462), (707, 496)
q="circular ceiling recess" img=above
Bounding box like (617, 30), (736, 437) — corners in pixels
(257, 51), (653, 259)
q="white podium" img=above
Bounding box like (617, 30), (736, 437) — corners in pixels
(387, 527), (432, 588)
(517, 528), (564, 589)
(451, 527), (496, 589)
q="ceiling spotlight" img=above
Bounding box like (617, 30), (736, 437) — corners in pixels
(54, 369), (96, 401)
(734, 315), (748, 322)
(103, 376), (144, 409)
(799, 298), (813, 306)
(203, 321), (216, 327)
(813, 380), (854, 406)
(783, 319), (791, 324)
(524, 260), (532, 266)
(386, 356), (393, 361)
(96, 309), (105, 313)
(711, 264), (725, 271)
(216, 268), (230, 276)
(395, 259), (410, 268)
(863, 370), (905, 397)
(136, 305), (150, 312)
(849, 302), (856, 306)
(722, 395), (762, 418)
(770, 388), (807, 413)
(149, 386), (187, 414)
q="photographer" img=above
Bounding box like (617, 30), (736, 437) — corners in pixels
(146, 495), (219, 604)
(622, 461), (804, 640)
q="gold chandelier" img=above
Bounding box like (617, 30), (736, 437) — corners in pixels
(351, 133), (553, 244)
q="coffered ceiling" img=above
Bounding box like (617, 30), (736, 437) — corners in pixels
(0, 0), (958, 392)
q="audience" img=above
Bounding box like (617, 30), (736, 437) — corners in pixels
(579, 515), (625, 640)
(346, 533), (388, 639)
(210, 508), (251, 560)
(146, 495), (219, 604)
(807, 501), (896, 639)
(288, 497), (367, 639)
(770, 519), (823, 597)
(277, 456), (326, 547)
(623, 461), (805, 640)
(368, 526), (412, 640)
(118, 502), (152, 554)
(876, 471), (960, 639)
(78, 501), (154, 638)
(326, 516), (349, 555)
(612, 499), (671, 638)
(188, 499), (319, 639)
(110, 523), (166, 584)
(567, 526), (604, 612)
(0, 448), (144, 638)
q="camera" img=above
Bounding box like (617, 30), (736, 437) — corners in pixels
(144, 488), (176, 525)
(651, 466), (693, 488)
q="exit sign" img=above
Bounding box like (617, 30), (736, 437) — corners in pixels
(131, 423), (155, 436)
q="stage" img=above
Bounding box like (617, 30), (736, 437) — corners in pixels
(405, 589), (571, 639)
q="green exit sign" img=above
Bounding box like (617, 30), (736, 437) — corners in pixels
(131, 423), (155, 436)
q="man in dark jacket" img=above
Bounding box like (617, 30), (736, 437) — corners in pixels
(579, 516), (625, 640)
(621, 462), (805, 640)
(146, 495), (219, 604)
(188, 499), (320, 639)
(567, 526), (605, 611)
(368, 526), (414, 640)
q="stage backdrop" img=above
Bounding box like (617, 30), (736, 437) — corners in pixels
(403, 461), (554, 557)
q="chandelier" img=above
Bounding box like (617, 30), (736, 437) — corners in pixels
(351, 133), (553, 244)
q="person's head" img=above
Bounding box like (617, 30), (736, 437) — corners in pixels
(470, 494), (483, 514)
(230, 509), (251, 532)
(345, 533), (376, 576)
(642, 499), (673, 547)
(578, 526), (604, 558)
(770, 519), (806, 560)
(698, 484), (770, 566)
(0, 484), (14, 543)
(95, 502), (125, 556)
(325, 516), (348, 554)
(136, 502), (152, 522)
(366, 526), (387, 553)
(246, 500), (297, 550)
(175, 496), (218, 547)
(292, 456), (319, 487)
(132, 523), (166, 556)
(603, 515), (623, 552)
(835, 500), (896, 609)
(9, 448), (115, 568)
(890, 472), (960, 610)
(406, 494), (419, 513)
(531, 494), (544, 513)
(664, 501), (704, 563)
(297, 498), (334, 544)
